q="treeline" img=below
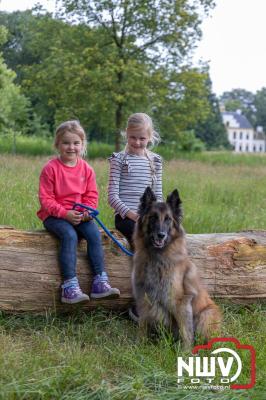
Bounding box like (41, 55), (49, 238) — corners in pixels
(0, 0), (229, 151)
(220, 88), (266, 133)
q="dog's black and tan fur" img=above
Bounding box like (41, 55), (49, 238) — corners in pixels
(132, 187), (222, 348)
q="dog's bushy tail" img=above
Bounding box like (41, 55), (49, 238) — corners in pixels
(195, 302), (222, 340)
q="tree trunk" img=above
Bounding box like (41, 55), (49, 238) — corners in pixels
(0, 226), (266, 313)
(114, 69), (124, 152)
(115, 102), (123, 152)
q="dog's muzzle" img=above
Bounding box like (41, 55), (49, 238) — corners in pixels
(152, 231), (167, 248)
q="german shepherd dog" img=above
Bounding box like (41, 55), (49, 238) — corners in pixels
(132, 187), (222, 348)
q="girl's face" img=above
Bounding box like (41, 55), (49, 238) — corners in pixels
(57, 131), (83, 166)
(127, 128), (150, 156)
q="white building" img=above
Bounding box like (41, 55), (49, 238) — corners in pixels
(222, 111), (266, 153)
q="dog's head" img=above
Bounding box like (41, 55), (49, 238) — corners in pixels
(136, 187), (183, 249)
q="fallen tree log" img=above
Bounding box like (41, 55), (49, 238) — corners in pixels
(0, 226), (266, 313)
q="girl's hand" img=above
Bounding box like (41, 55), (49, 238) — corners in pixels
(126, 210), (139, 222)
(82, 210), (93, 222)
(65, 210), (83, 225)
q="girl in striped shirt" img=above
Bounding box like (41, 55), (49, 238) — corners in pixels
(108, 113), (163, 249)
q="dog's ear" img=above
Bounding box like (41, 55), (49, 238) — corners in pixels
(138, 187), (157, 217)
(166, 189), (183, 223)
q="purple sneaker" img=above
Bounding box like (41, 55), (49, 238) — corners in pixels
(61, 279), (90, 304)
(91, 272), (120, 299)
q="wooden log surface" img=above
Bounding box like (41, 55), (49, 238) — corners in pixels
(0, 226), (266, 313)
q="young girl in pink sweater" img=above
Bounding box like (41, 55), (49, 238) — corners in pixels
(37, 120), (120, 304)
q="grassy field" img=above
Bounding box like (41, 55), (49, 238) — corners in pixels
(0, 154), (266, 399)
(1, 154), (266, 233)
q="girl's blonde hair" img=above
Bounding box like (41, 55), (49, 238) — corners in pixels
(124, 112), (160, 147)
(54, 120), (87, 157)
(123, 113), (161, 188)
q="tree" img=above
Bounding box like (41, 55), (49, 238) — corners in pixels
(57, 0), (215, 150)
(0, 25), (28, 139)
(0, 10), (153, 138)
(1, 4), (216, 147)
(195, 76), (229, 149)
(219, 88), (266, 134)
(219, 89), (256, 127)
(0, 10), (69, 130)
(254, 88), (266, 133)
(149, 67), (212, 139)
(0, 10), (41, 80)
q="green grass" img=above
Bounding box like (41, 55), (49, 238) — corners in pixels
(0, 154), (266, 399)
(1, 304), (265, 399)
(157, 146), (266, 165)
(1, 154), (266, 232)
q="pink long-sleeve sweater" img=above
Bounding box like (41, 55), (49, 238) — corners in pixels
(37, 157), (98, 221)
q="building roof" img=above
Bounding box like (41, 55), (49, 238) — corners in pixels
(222, 112), (253, 129)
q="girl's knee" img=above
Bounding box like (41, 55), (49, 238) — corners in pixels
(82, 221), (100, 237)
(62, 228), (78, 244)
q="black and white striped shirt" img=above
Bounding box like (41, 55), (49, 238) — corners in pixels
(108, 151), (163, 218)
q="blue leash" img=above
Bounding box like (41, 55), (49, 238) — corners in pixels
(73, 203), (133, 257)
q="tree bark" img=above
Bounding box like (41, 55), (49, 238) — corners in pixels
(0, 226), (266, 313)
(115, 102), (123, 152)
(114, 69), (124, 152)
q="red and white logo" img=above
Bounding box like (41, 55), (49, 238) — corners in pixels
(177, 337), (256, 390)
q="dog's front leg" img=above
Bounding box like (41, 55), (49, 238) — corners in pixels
(176, 295), (194, 350)
(138, 317), (148, 337)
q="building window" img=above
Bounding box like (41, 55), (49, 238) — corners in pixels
(260, 146), (263, 152)
(246, 145), (249, 152)
(246, 133), (249, 140)
(233, 131), (236, 139)
(253, 145), (256, 152)
(239, 145), (242, 152)
(240, 132), (243, 139)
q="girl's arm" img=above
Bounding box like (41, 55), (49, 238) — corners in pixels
(82, 167), (98, 209)
(125, 210), (139, 222)
(154, 156), (163, 201)
(108, 155), (131, 218)
(39, 167), (68, 219)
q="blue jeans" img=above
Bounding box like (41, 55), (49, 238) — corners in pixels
(43, 217), (105, 280)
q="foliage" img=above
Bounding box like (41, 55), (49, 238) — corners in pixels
(254, 87), (266, 134)
(0, 10), (74, 131)
(0, 134), (54, 156)
(160, 131), (205, 155)
(5, 134), (266, 163)
(220, 88), (257, 127)
(56, 0), (216, 149)
(151, 68), (212, 141)
(0, 134), (204, 158)
(195, 76), (229, 149)
(220, 87), (266, 137)
(0, 25), (28, 135)
(0, 5), (222, 149)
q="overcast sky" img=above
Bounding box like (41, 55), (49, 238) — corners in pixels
(1, 0), (266, 96)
